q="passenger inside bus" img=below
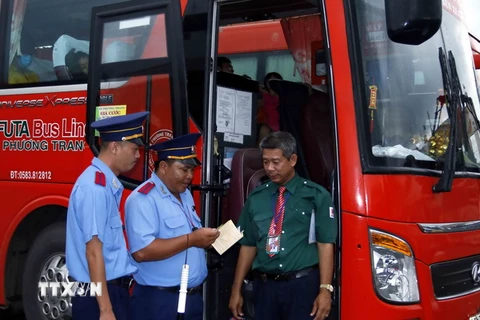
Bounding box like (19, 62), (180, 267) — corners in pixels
(52, 34), (89, 81)
(8, 33), (40, 84)
(65, 49), (89, 82)
(261, 73), (283, 127)
(217, 56), (234, 73)
(8, 33), (56, 84)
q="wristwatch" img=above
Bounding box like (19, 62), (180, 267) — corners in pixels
(320, 284), (334, 293)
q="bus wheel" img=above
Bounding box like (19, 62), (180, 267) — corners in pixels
(22, 222), (72, 320)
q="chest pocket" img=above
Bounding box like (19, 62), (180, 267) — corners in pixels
(164, 215), (187, 237)
(252, 214), (273, 241)
(106, 215), (124, 251)
(289, 198), (316, 224)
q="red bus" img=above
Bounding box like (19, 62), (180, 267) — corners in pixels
(1, 0), (480, 319)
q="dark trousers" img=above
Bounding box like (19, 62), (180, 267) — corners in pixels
(72, 283), (130, 320)
(131, 284), (203, 320)
(253, 269), (320, 320)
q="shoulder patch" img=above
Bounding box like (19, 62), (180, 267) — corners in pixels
(94, 171), (106, 186)
(138, 182), (155, 194)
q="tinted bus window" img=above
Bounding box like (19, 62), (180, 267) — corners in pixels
(226, 50), (301, 84)
(6, 0), (129, 86)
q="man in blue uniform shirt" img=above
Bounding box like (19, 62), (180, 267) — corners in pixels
(125, 133), (220, 320)
(66, 111), (149, 320)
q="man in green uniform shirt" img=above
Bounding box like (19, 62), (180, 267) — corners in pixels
(229, 131), (337, 320)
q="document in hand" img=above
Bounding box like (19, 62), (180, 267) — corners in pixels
(212, 219), (244, 255)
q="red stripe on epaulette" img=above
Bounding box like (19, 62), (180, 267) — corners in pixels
(138, 182), (155, 194)
(95, 171), (106, 186)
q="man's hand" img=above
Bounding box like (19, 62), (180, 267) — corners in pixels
(99, 309), (116, 320)
(190, 228), (220, 248)
(310, 289), (331, 320)
(228, 290), (244, 319)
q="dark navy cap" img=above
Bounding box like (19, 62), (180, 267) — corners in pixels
(150, 133), (201, 167)
(91, 111), (149, 146)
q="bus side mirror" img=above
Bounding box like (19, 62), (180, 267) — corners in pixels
(385, 0), (442, 45)
(311, 45), (328, 86)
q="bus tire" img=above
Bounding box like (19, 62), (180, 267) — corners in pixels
(22, 222), (71, 320)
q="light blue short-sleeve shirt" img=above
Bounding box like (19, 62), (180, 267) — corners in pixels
(65, 157), (137, 282)
(125, 173), (207, 287)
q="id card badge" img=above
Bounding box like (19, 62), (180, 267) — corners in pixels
(266, 235), (281, 255)
(308, 209), (317, 244)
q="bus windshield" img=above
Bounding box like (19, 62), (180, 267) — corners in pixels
(352, 0), (480, 173)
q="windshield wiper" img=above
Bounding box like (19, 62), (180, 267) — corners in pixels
(432, 48), (459, 193)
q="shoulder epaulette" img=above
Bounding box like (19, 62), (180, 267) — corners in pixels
(302, 179), (329, 194)
(249, 180), (271, 197)
(94, 171), (106, 186)
(138, 182), (155, 194)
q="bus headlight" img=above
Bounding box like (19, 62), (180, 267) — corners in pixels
(369, 229), (419, 303)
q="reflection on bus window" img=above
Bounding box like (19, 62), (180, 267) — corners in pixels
(6, 0), (130, 86)
(101, 14), (165, 64)
(354, 0), (480, 171)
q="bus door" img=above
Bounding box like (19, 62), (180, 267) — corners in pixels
(190, 1), (331, 319)
(85, 0), (189, 188)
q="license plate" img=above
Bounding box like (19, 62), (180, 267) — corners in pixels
(470, 313), (480, 320)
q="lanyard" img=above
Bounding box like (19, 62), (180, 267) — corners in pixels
(174, 201), (198, 231)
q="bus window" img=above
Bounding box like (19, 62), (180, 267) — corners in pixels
(6, 0), (129, 86)
(265, 51), (301, 83)
(224, 50), (301, 83)
(227, 54), (259, 80)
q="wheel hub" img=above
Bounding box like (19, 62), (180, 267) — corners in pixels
(37, 254), (72, 319)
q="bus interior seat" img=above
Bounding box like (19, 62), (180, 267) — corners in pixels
(300, 88), (334, 190)
(269, 79), (311, 180)
(52, 35), (89, 80)
(226, 148), (265, 224)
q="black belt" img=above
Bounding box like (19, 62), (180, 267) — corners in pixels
(106, 276), (134, 289)
(146, 284), (203, 295)
(75, 276), (134, 291)
(254, 265), (318, 282)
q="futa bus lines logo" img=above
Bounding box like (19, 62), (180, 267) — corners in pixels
(38, 282), (103, 297)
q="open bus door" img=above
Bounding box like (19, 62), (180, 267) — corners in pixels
(191, 1), (333, 319)
(85, 0), (189, 186)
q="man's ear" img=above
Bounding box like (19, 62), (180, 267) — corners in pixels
(289, 153), (298, 167)
(110, 141), (120, 155)
(158, 160), (168, 175)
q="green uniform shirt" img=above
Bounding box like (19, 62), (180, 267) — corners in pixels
(238, 174), (337, 274)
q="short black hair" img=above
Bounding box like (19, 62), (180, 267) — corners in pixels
(217, 56), (231, 66)
(259, 131), (297, 159)
(264, 72), (283, 91)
